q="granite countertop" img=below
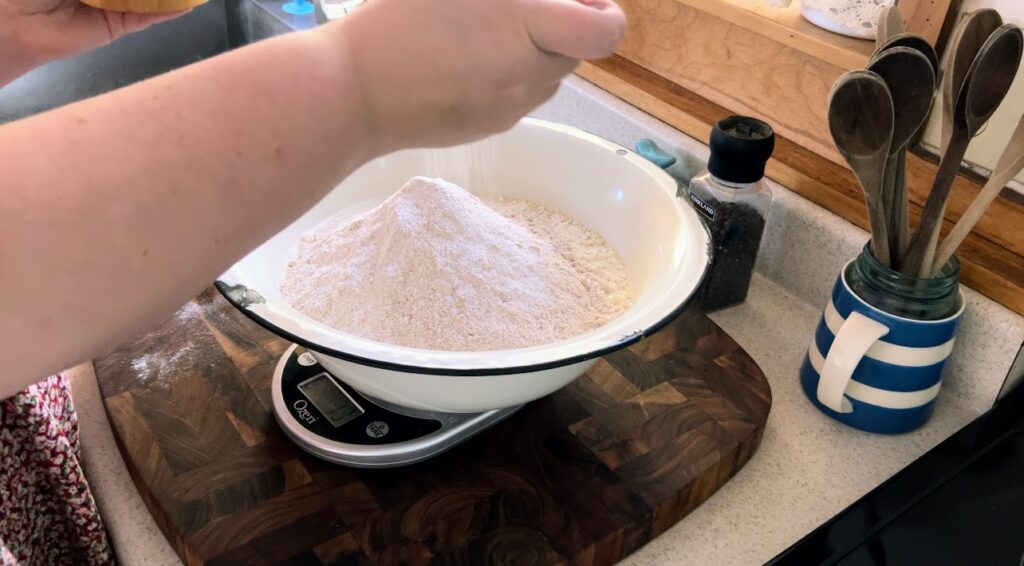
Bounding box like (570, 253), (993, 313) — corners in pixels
(67, 76), (1024, 565)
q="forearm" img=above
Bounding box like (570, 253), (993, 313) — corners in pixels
(0, 25), (378, 396)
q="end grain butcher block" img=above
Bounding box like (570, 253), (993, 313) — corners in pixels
(94, 288), (771, 565)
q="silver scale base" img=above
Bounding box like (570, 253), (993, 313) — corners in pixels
(271, 344), (521, 468)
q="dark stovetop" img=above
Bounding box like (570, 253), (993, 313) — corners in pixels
(770, 381), (1024, 566)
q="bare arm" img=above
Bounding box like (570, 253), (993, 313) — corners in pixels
(0, 0), (626, 397)
(0, 30), (374, 397)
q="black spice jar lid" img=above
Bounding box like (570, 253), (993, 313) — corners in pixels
(708, 116), (775, 184)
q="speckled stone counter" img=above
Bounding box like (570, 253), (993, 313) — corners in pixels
(69, 76), (1024, 565)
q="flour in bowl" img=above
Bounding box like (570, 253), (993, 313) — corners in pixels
(280, 176), (633, 351)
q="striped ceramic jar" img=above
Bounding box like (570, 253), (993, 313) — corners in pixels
(800, 262), (964, 434)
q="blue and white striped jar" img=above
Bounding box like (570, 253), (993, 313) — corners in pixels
(800, 255), (964, 434)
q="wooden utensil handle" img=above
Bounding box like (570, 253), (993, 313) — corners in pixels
(867, 192), (892, 267)
(930, 175), (1009, 275)
(885, 149), (911, 268)
(882, 152), (900, 263)
(877, 7), (905, 48)
(931, 116), (1024, 274)
(902, 132), (970, 276)
(895, 152), (911, 261)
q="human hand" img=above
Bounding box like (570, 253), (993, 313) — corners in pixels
(0, 0), (186, 67)
(334, 0), (626, 151)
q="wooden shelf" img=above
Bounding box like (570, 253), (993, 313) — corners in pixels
(705, 0), (959, 62)
(613, 0), (961, 167)
(685, 0), (875, 70)
(576, 56), (1024, 316)
(613, 0), (857, 162)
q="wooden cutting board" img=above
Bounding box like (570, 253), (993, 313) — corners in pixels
(94, 288), (771, 565)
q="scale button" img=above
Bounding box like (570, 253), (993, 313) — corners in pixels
(365, 421), (390, 439)
(297, 352), (317, 367)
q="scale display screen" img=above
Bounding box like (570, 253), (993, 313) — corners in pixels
(297, 373), (364, 427)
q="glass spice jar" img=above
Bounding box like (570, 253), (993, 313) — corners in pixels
(690, 116), (775, 312)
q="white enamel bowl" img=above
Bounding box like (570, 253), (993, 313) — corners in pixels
(217, 118), (710, 413)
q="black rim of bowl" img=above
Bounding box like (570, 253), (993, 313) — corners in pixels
(213, 273), (705, 377)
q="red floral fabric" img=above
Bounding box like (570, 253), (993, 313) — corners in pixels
(0, 374), (113, 565)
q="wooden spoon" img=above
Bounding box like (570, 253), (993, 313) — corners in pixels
(867, 47), (936, 267)
(931, 112), (1024, 274)
(877, 6), (905, 48)
(903, 24), (1024, 276)
(828, 71), (895, 266)
(870, 35), (940, 264)
(940, 9), (1003, 154)
(873, 33), (940, 77)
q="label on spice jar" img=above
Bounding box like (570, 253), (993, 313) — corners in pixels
(690, 193), (716, 221)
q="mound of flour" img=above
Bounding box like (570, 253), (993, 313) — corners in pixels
(280, 177), (632, 351)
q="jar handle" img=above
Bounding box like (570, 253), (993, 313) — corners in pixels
(817, 311), (890, 413)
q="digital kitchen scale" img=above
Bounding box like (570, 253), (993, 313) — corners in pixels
(272, 344), (521, 468)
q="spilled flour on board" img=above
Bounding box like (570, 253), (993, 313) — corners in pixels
(127, 301), (208, 389)
(280, 177), (633, 351)
(130, 345), (195, 387)
(175, 301), (203, 323)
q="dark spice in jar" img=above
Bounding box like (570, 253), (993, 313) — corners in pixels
(688, 115), (774, 312)
(696, 202), (766, 310)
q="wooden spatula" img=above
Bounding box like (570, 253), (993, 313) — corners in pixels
(877, 6), (905, 48)
(931, 113), (1024, 274)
